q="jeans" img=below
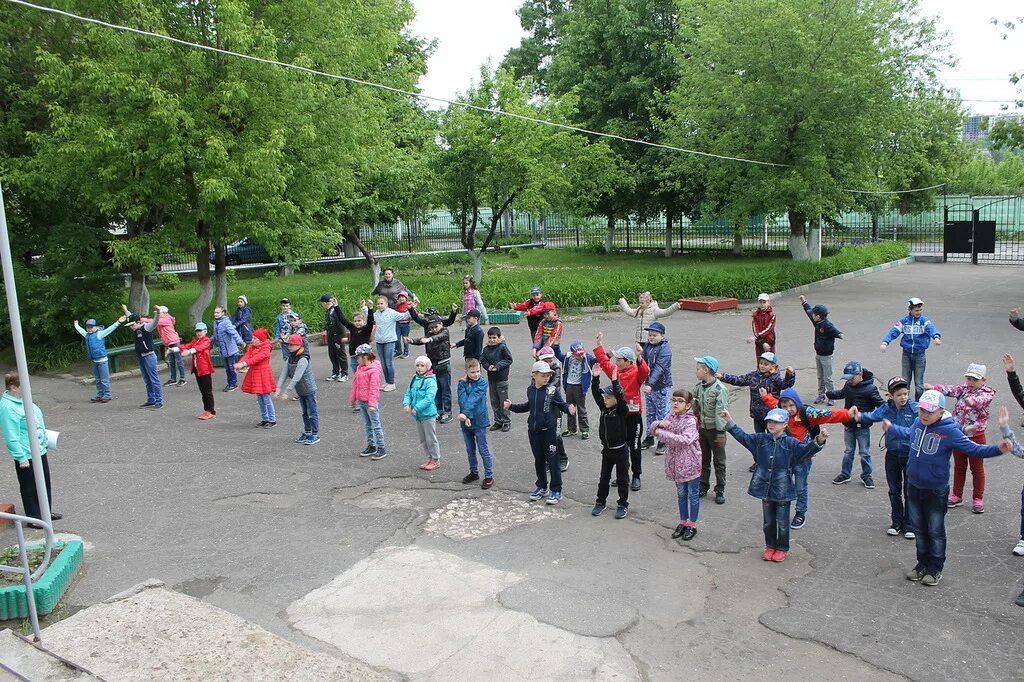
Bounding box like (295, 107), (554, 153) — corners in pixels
(901, 351), (927, 400)
(257, 393), (276, 423)
(794, 459), (812, 513)
(196, 374), (215, 413)
(952, 432), (987, 500)
(462, 428), (493, 478)
(396, 322), (411, 356)
(349, 355), (359, 376)
(699, 427), (727, 494)
(565, 384), (589, 432)
(841, 427), (872, 478)
(815, 354), (834, 396)
(1019, 484), (1024, 540)
(645, 387), (671, 435)
(222, 353), (238, 388)
(434, 369), (452, 415)
(137, 353), (163, 405)
(529, 428), (561, 493)
(885, 452), (912, 531)
(298, 393), (319, 435)
(762, 500), (792, 551)
(166, 346), (185, 383)
(676, 480), (700, 525)
(376, 341), (396, 385)
(907, 484), (949, 575)
(596, 445), (629, 507)
(92, 360), (111, 399)
(417, 418), (440, 461)
(488, 378), (510, 425)
(359, 401), (385, 447)
(281, 345), (290, 363)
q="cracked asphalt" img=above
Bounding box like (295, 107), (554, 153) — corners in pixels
(2, 261), (1022, 680)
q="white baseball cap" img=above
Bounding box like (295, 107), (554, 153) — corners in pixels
(757, 293), (770, 302)
(964, 363), (986, 379)
(907, 297), (924, 306)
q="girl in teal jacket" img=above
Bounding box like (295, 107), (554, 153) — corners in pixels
(1, 372), (61, 525)
(404, 356), (440, 471)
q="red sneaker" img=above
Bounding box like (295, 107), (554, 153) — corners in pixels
(197, 411), (214, 420)
(423, 460), (440, 471)
(418, 460), (432, 470)
(771, 550), (788, 562)
(762, 548), (775, 561)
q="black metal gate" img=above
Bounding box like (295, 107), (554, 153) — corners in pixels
(943, 195), (1024, 265)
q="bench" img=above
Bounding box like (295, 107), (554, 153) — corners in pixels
(107, 341), (163, 373)
(486, 311), (523, 325)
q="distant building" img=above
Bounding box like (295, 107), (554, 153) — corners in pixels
(964, 113), (1024, 141)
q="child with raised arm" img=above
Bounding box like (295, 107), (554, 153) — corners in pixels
(154, 305), (186, 387)
(532, 303), (564, 358)
(406, 313), (453, 423)
(590, 368), (630, 519)
(799, 295), (843, 404)
(748, 293), (777, 361)
(73, 313), (126, 402)
(880, 297), (942, 400)
(617, 291), (681, 344)
(653, 389), (702, 540)
(457, 359), (494, 489)
(639, 322), (673, 455)
(461, 276), (488, 325)
(405, 356), (440, 470)
(694, 356), (729, 502)
(723, 407), (828, 563)
(351, 344), (386, 460)
(212, 306), (244, 392)
(593, 331), (650, 492)
(558, 341), (596, 440)
(481, 327), (514, 432)
(1001, 353), (1024, 563)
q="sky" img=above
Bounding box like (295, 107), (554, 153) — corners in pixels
(409, 0), (1022, 116)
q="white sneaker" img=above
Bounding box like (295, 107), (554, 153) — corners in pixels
(904, 530), (916, 539)
(382, 383), (396, 392)
(1013, 539), (1024, 556)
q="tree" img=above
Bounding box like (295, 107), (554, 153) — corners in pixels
(662, 0), (958, 260)
(988, 15), (1024, 151)
(502, 0), (570, 97)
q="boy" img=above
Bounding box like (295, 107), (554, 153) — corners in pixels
(407, 314), (453, 423)
(125, 305), (164, 409)
(480, 327), (513, 432)
(213, 306), (244, 392)
(880, 297), (942, 400)
(274, 299), (300, 362)
(748, 293), (776, 361)
(454, 309), (484, 362)
(639, 322), (673, 454)
(883, 390), (1011, 586)
(73, 313), (126, 402)
(320, 294), (350, 382)
(338, 305), (375, 405)
(558, 341), (596, 440)
(694, 357), (729, 503)
(275, 333), (319, 444)
(504, 362), (575, 505)
(593, 332), (650, 491)
(511, 286), (547, 341)
(856, 377), (919, 538)
(799, 295), (844, 404)
(457, 359), (494, 489)
(590, 370), (630, 519)
(536, 346), (563, 386)
(828, 361), (884, 488)
(532, 302), (563, 357)
(717, 352), (795, 433)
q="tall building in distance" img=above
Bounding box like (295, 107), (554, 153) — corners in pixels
(963, 113), (1024, 142)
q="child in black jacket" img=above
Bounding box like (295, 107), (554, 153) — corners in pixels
(591, 369), (630, 519)
(407, 315), (453, 423)
(455, 309), (484, 361)
(827, 361), (884, 488)
(480, 327), (514, 431)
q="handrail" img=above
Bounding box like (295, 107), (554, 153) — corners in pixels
(0, 512), (55, 642)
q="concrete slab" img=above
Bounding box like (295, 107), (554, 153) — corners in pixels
(0, 629), (100, 681)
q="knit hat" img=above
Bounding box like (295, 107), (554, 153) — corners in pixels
(238, 295), (248, 305)
(287, 333), (304, 346)
(414, 355), (432, 369)
(252, 328), (270, 342)
(612, 347), (637, 363)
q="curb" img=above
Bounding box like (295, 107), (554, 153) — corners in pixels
(0, 540), (85, 618)
(767, 256), (916, 301)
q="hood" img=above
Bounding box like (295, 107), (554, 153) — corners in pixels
(779, 388), (803, 412)
(860, 368), (875, 382)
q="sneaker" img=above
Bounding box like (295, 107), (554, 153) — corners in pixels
(762, 548), (775, 561)
(382, 384), (396, 392)
(401, 352), (410, 359)
(921, 573), (942, 586)
(906, 567), (925, 581)
(438, 413), (453, 424)
(529, 487), (548, 501)
(681, 527), (697, 541)
(581, 431), (590, 440)
(887, 525), (900, 536)
(423, 460), (440, 471)
(481, 477), (494, 489)
(832, 474), (851, 485)
(614, 505), (627, 519)
(592, 503), (606, 517)
(351, 407), (360, 413)
(904, 530), (916, 539)
(771, 550), (787, 562)
(972, 498), (985, 514)
(501, 423), (511, 432)
(305, 435), (320, 445)
(338, 374), (349, 382)
(489, 424), (503, 431)
(291, 395), (299, 401)
(698, 489), (708, 498)
(176, 379), (187, 387)
(295, 434), (310, 444)
(89, 397), (102, 403)
(360, 445), (377, 457)
(262, 421), (277, 429)
(326, 374), (337, 382)
(861, 475), (875, 489)
(714, 492), (725, 505)
(671, 524), (685, 538)
(1013, 539), (1024, 556)
(561, 429), (576, 437)
(640, 436), (655, 450)
(630, 476), (641, 491)
(150, 403), (163, 409)
(462, 472), (480, 484)
(197, 411), (214, 420)
(257, 420), (268, 427)
(748, 463), (756, 472)
(222, 385), (238, 392)
(163, 379), (177, 386)
(655, 441), (666, 455)
(791, 512), (806, 529)
(947, 495), (963, 508)
(545, 491), (562, 505)
(559, 455), (569, 472)
(96, 397), (111, 403)
(813, 394), (826, 405)
(370, 448), (388, 461)
(139, 402), (155, 408)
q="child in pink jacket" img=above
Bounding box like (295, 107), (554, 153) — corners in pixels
(156, 305), (186, 386)
(652, 389), (702, 541)
(350, 344), (386, 460)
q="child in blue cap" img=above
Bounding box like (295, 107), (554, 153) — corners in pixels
(557, 341), (596, 440)
(799, 295), (844, 404)
(73, 313), (127, 402)
(694, 356), (729, 502)
(639, 322), (673, 454)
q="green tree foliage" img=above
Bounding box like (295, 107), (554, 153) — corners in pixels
(949, 151), (1024, 195)
(502, 0), (569, 97)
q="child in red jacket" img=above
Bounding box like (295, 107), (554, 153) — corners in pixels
(748, 293), (777, 361)
(235, 328), (277, 428)
(180, 322), (215, 420)
(594, 331), (650, 492)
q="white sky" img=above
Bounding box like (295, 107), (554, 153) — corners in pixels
(410, 0), (1022, 115)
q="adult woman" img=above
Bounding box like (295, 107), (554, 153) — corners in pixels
(617, 291), (682, 344)
(0, 372), (61, 527)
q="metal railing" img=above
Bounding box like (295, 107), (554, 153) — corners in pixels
(0, 513), (54, 642)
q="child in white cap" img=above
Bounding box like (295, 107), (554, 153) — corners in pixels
(880, 297), (942, 400)
(747, 293), (777, 362)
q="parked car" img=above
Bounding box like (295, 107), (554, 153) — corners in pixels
(211, 238), (274, 266)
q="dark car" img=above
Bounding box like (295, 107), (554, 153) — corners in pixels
(211, 238), (275, 266)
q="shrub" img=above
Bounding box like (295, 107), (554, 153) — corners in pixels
(152, 272), (180, 290)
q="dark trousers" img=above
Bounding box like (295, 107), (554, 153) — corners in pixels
(699, 427), (727, 494)
(488, 378), (510, 425)
(907, 484), (949, 575)
(434, 368), (452, 415)
(529, 428), (561, 493)
(753, 416), (767, 433)
(327, 334), (348, 376)
(625, 412), (642, 477)
(564, 384), (589, 432)
(527, 316), (541, 342)
(1020, 484), (1024, 540)
(885, 452), (912, 531)
(196, 373), (215, 413)
(596, 445), (630, 507)
(15, 456), (53, 520)
(763, 500), (792, 551)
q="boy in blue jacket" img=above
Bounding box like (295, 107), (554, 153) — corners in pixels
(639, 322), (673, 454)
(799, 295), (844, 404)
(557, 341), (597, 440)
(457, 359), (494, 489)
(857, 376), (919, 539)
(505, 362), (575, 505)
(723, 407), (828, 563)
(213, 306), (245, 391)
(74, 313), (127, 402)
(880, 297), (942, 400)
(884, 390), (1011, 586)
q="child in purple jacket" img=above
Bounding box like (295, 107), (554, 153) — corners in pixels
(652, 389), (702, 541)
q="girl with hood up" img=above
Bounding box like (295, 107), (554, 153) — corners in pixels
(236, 328), (277, 428)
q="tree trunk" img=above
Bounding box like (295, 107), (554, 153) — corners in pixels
(605, 215), (615, 253)
(128, 271), (149, 315)
(788, 211), (810, 261)
(470, 250), (483, 283)
(870, 212), (879, 243)
(807, 216), (822, 262)
(502, 207), (513, 238)
(370, 261), (381, 288)
(213, 243), (228, 311)
(664, 208), (674, 258)
(189, 224), (214, 326)
(732, 226), (743, 256)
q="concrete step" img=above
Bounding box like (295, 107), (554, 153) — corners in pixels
(0, 629), (101, 681)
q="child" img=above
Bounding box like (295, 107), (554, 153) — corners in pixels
(724, 407), (829, 562)
(881, 297), (942, 400)
(73, 313), (126, 402)
(404, 356), (440, 470)
(233, 295), (253, 344)
(213, 306), (244, 392)
(155, 306), (186, 387)
(590, 370), (629, 519)
(761, 387), (856, 529)
(694, 356), (729, 502)
(799, 295), (844, 404)
(454, 309), (484, 362)
(504, 361), (575, 504)
(532, 302), (564, 357)
(718, 352), (795, 477)
(1001, 353), (1024, 559)
(593, 332), (650, 491)
(927, 363), (995, 513)
(351, 344), (386, 460)
(883, 390), (1011, 586)
(480, 327), (513, 432)
(617, 291), (681, 344)
(406, 314), (453, 423)
(856, 376), (918, 537)
(640, 322), (673, 454)
(996, 404), (1024, 609)
(179, 322), (216, 420)
(653, 389), (702, 540)
(828, 361), (884, 488)
(275, 333), (320, 444)
(558, 341), (596, 440)
(394, 290), (415, 359)
(511, 286), (547, 341)
(365, 296), (403, 391)
(338, 305), (375, 410)
(320, 294), (350, 382)
(462, 276), (488, 325)
(458, 359), (494, 488)
(273, 299), (299, 362)
(536, 346), (563, 386)
(235, 328), (276, 428)
(1, 372), (62, 526)
(748, 293), (777, 361)
(125, 305), (164, 409)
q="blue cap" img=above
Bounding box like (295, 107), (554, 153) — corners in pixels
(601, 383), (619, 396)
(530, 287), (542, 294)
(84, 318), (98, 327)
(695, 356), (719, 373)
(759, 352), (779, 365)
(644, 322), (666, 335)
(195, 322), (208, 331)
(811, 304), (829, 317)
(766, 408), (790, 423)
(841, 361), (863, 380)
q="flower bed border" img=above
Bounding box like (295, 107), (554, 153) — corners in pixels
(0, 540), (84, 620)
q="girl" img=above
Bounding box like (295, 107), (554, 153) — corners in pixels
(403, 356), (440, 470)
(363, 296), (403, 391)
(235, 328), (277, 428)
(351, 344), (386, 460)
(394, 290), (415, 359)
(747, 293), (777, 361)
(179, 322), (216, 420)
(233, 295), (253, 344)
(276, 333), (319, 444)
(155, 305), (186, 387)
(617, 291), (681, 344)
(462, 276), (488, 325)
(652, 389), (702, 541)
(0, 372), (62, 527)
